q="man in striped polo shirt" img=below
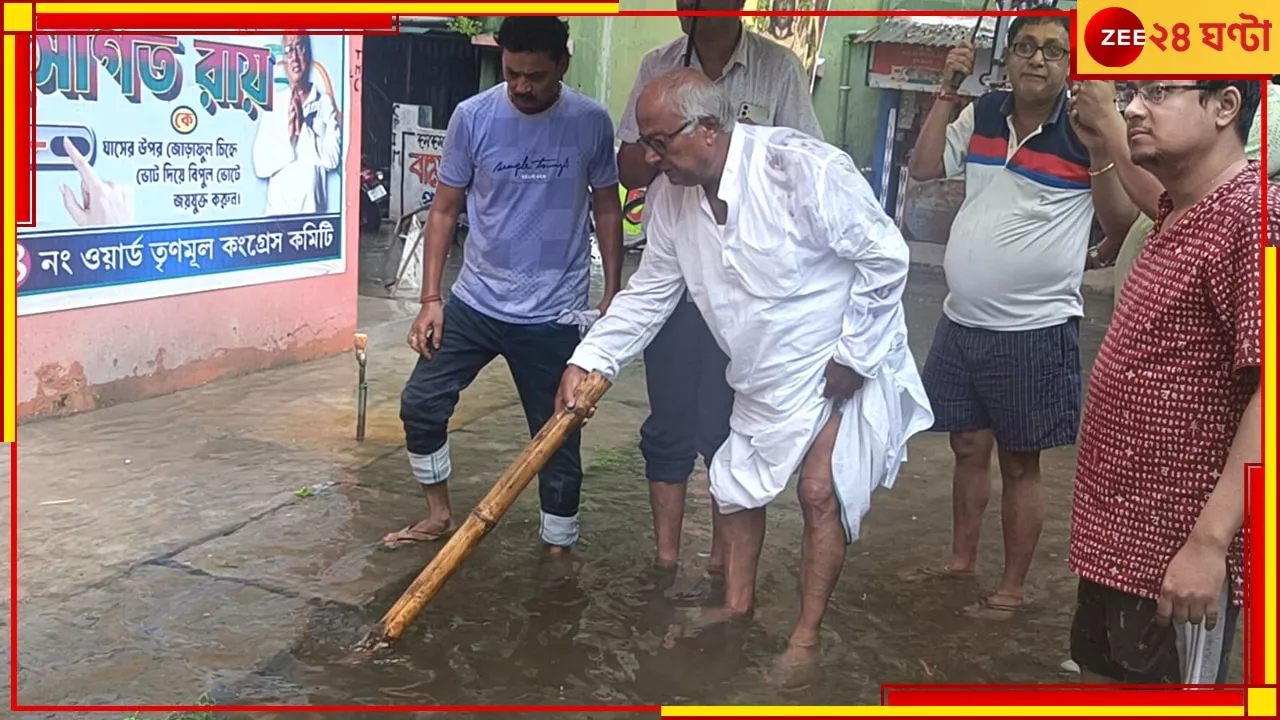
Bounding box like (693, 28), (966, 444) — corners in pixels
(902, 16), (1139, 620)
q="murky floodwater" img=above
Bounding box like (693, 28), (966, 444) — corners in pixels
(13, 233), (1244, 715)
(212, 243), (1112, 709)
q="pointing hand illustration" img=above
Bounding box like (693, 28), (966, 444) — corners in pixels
(60, 136), (135, 227)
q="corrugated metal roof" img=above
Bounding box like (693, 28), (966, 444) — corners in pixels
(852, 16), (999, 49)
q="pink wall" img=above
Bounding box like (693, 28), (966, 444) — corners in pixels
(16, 37), (365, 421)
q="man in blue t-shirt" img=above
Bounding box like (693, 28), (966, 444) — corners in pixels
(385, 15), (623, 553)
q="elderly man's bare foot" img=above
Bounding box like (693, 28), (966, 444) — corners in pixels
(770, 641), (822, 690)
(670, 566), (726, 607)
(665, 605), (752, 639)
(646, 562), (679, 591)
(706, 566), (726, 599)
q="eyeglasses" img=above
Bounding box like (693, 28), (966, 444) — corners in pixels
(282, 42), (308, 58)
(1010, 38), (1069, 62)
(1115, 83), (1210, 109)
(637, 119), (693, 156)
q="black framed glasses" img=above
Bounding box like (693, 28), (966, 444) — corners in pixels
(1115, 83), (1210, 108)
(1010, 38), (1069, 62)
(637, 119), (693, 156)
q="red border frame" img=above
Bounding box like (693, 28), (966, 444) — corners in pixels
(8, 6), (1270, 714)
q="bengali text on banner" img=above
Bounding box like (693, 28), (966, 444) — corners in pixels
(1075, 0), (1276, 76)
(0, 1), (618, 444)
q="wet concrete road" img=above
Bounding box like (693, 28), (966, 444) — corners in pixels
(7, 246), (1242, 715)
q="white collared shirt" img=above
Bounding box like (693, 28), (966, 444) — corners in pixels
(252, 83), (342, 215)
(570, 125), (933, 524)
(617, 28), (824, 144)
(940, 91), (1094, 331)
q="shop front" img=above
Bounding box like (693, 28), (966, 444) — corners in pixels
(853, 16), (998, 245)
(19, 34), (363, 419)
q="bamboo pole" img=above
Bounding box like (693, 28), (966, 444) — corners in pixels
(361, 370), (612, 649)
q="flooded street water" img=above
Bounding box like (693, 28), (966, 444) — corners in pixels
(9, 236), (1243, 715)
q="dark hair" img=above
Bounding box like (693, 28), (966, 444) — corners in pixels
(1006, 16), (1071, 46)
(496, 16), (570, 63)
(1199, 80), (1262, 143)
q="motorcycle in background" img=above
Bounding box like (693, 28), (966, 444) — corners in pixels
(620, 187), (647, 251)
(360, 162), (389, 231)
(385, 188), (640, 298)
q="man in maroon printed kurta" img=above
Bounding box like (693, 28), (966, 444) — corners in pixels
(1068, 79), (1270, 684)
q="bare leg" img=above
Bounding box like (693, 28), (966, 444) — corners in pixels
(709, 498), (726, 574)
(664, 501), (764, 641)
(720, 505), (767, 618)
(947, 430), (995, 572)
(995, 449), (1043, 598)
(774, 412), (844, 688)
(963, 449), (1042, 619)
(649, 481), (687, 569)
(900, 431), (993, 579)
(421, 482), (454, 528)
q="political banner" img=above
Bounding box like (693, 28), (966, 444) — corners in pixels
(18, 33), (350, 316)
(390, 103), (447, 220)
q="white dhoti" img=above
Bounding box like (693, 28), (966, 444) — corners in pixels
(709, 334), (933, 544)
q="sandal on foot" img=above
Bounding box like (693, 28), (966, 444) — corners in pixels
(899, 565), (975, 582)
(381, 524), (456, 549)
(961, 595), (1024, 621)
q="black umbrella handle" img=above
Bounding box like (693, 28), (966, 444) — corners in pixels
(683, 0), (701, 67)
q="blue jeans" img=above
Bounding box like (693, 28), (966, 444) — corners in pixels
(399, 298), (584, 546)
(639, 297), (734, 483)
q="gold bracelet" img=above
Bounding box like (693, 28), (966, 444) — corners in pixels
(1089, 161), (1116, 177)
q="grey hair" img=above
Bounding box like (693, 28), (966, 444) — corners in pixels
(661, 77), (736, 135)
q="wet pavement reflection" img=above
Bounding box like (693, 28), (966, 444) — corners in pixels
(10, 240), (1244, 713)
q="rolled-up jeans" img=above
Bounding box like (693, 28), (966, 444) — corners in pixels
(399, 297), (584, 546)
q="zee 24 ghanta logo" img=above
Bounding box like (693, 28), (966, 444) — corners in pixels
(1084, 7), (1273, 67)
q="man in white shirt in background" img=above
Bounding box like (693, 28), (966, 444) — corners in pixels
(615, 0), (825, 586)
(558, 69), (933, 687)
(253, 33), (342, 216)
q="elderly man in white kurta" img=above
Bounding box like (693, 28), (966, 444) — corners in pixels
(556, 68), (933, 686)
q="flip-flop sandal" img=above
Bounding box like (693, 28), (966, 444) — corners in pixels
(381, 524), (456, 549)
(961, 595), (1024, 620)
(899, 565), (976, 582)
